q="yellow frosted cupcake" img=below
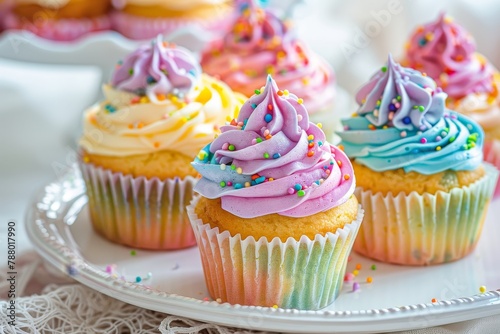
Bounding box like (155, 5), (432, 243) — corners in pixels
(338, 55), (498, 265)
(188, 76), (363, 310)
(79, 36), (244, 250)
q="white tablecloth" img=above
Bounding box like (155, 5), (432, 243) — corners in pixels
(1, 0), (500, 332)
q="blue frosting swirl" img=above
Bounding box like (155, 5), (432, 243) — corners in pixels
(338, 55), (484, 174)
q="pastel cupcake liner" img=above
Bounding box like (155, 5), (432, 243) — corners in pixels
(110, 11), (234, 41)
(353, 164), (498, 266)
(483, 139), (500, 197)
(80, 162), (197, 250)
(3, 13), (111, 41)
(187, 197), (364, 310)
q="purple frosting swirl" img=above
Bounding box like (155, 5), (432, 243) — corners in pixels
(192, 76), (355, 218)
(356, 54), (446, 130)
(111, 35), (201, 102)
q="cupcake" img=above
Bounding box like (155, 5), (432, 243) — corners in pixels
(200, 1), (337, 136)
(3, 0), (111, 41)
(188, 75), (363, 310)
(403, 13), (500, 196)
(79, 36), (244, 250)
(110, 0), (236, 40)
(338, 55), (498, 266)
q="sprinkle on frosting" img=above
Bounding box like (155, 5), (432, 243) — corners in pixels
(111, 35), (202, 103)
(200, 1), (335, 114)
(338, 55), (484, 175)
(192, 75), (355, 218)
(404, 13), (496, 100)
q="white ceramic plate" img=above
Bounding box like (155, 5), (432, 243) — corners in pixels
(26, 167), (500, 334)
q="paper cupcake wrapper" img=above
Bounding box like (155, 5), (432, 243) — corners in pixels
(187, 197), (364, 310)
(4, 13), (111, 41)
(110, 11), (234, 40)
(354, 164), (498, 266)
(483, 139), (500, 197)
(80, 162), (197, 250)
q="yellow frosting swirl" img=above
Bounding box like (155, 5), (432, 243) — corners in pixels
(80, 74), (244, 157)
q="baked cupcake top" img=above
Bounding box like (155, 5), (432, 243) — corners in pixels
(200, 0), (334, 114)
(192, 76), (354, 218)
(404, 13), (496, 101)
(338, 55), (484, 175)
(111, 0), (228, 10)
(80, 36), (243, 158)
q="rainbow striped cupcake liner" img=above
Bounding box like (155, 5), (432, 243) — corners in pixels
(80, 162), (197, 250)
(187, 197), (364, 310)
(354, 163), (498, 266)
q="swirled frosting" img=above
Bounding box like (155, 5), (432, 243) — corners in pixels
(80, 37), (243, 158)
(338, 55), (484, 174)
(192, 76), (354, 218)
(111, 35), (202, 103)
(404, 13), (495, 100)
(200, 1), (334, 114)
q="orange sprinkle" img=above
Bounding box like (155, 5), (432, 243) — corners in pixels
(268, 104), (273, 110)
(337, 160), (342, 167)
(265, 135), (273, 140)
(128, 124), (134, 129)
(338, 145), (345, 151)
(137, 122), (144, 129)
(308, 143), (314, 148)
(251, 174), (260, 180)
(366, 276), (373, 284)
(277, 90), (283, 96)
(432, 298), (438, 303)
(344, 174), (351, 180)
(157, 94), (166, 101)
(154, 142), (160, 148)
(356, 263), (362, 270)
(307, 151), (314, 157)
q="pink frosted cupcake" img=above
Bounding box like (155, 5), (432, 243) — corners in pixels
(78, 36), (244, 250)
(201, 1), (337, 135)
(403, 13), (500, 196)
(110, 0), (236, 40)
(3, 0), (111, 41)
(188, 76), (363, 310)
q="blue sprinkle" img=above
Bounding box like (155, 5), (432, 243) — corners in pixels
(251, 103), (257, 109)
(264, 114), (273, 123)
(388, 104), (397, 111)
(243, 118), (248, 125)
(273, 153), (281, 159)
(234, 183), (243, 189)
(135, 276), (142, 283)
(315, 180), (320, 185)
(251, 180), (256, 186)
(117, 60), (123, 65)
(323, 165), (328, 169)
(318, 141), (323, 146)
(188, 69), (198, 76)
(146, 75), (156, 84)
(255, 176), (266, 184)
(294, 184), (302, 191)
(419, 38), (427, 46)
(403, 117), (411, 125)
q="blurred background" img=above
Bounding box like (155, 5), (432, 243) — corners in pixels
(1, 0), (500, 252)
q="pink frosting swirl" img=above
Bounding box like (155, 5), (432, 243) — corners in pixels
(111, 35), (202, 103)
(192, 76), (354, 218)
(200, 1), (335, 113)
(404, 13), (495, 99)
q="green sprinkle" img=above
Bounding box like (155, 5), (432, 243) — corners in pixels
(376, 100), (381, 106)
(396, 95), (401, 101)
(381, 66), (387, 72)
(413, 105), (418, 109)
(228, 144), (236, 151)
(231, 164), (236, 170)
(264, 152), (270, 159)
(255, 89), (261, 95)
(297, 190), (305, 197)
(256, 137), (263, 143)
(220, 181), (226, 187)
(449, 136), (456, 143)
(418, 105), (425, 112)
(129, 68), (134, 75)
(371, 264), (377, 270)
(130, 250), (137, 256)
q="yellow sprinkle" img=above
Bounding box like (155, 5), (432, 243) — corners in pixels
(302, 77), (310, 85)
(236, 167), (243, 174)
(269, 177), (274, 181)
(317, 123), (322, 129)
(283, 89), (289, 96)
(140, 97), (149, 104)
(181, 117), (188, 123)
(197, 151), (207, 160)
(353, 269), (359, 276)
(487, 96), (496, 104)
(297, 98), (304, 104)
(383, 125), (388, 129)
(216, 298), (222, 303)
(272, 304), (278, 309)
(308, 135), (314, 141)
(83, 156), (90, 163)
(436, 146), (442, 151)
(444, 15), (453, 23)
(226, 116), (232, 122)
(245, 182), (250, 187)
(479, 285), (487, 293)
(351, 112), (358, 117)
